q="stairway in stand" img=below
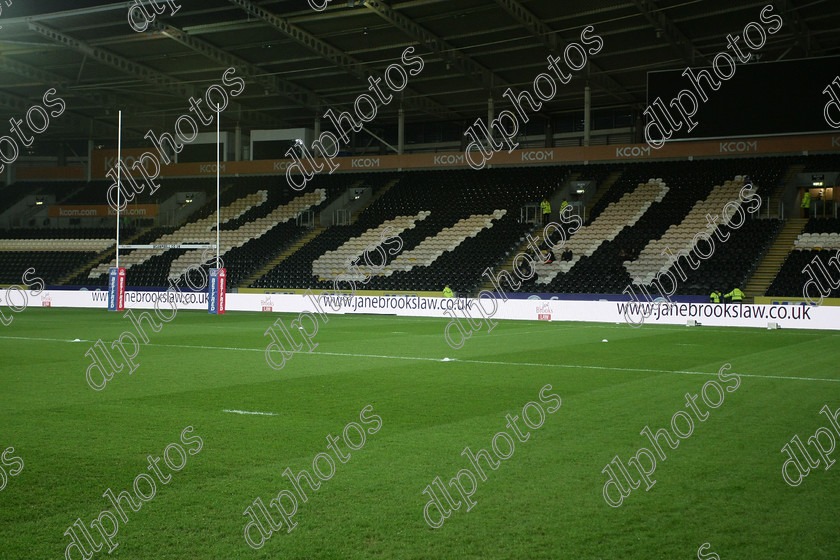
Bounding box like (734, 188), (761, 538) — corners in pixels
(58, 227), (151, 285)
(767, 163), (805, 218)
(744, 218), (807, 299)
(584, 170), (623, 221)
(477, 224), (540, 294)
(242, 227), (326, 287)
(351, 178), (399, 223)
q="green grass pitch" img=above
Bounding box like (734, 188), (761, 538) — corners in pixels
(1, 307), (838, 559)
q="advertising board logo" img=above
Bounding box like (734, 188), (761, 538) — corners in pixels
(615, 146), (651, 158)
(536, 302), (553, 321)
(433, 154), (465, 166)
(104, 155), (139, 170)
(719, 140), (758, 153)
(521, 150), (554, 162)
(351, 158), (380, 168)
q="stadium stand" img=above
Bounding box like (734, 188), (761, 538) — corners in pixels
(255, 166), (564, 293)
(534, 178), (669, 286)
(624, 177), (748, 285)
(0, 182), (40, 211)
(81, 188), (329, 287)
(0, 251), (99, 284)
(803, 218), (840, 236)
(516, 159), (785, 295)
(767, 249), (840, 299)
(766, 217), (840, 298)
(0, 228), (122, 239)
(0, 156), (829, 298)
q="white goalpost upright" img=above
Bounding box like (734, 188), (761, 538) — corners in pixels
(216, 103), (220, 268)
(116, 110), (121, 271)
(207, 103), (226, 314)
(106, 111), (126, 312)
(107, 109), (221, 312)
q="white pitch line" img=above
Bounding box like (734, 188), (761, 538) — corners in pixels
(0, 335), (91, 343)
(310, 350), (840, 384)
(222, 409), (278, 416)
(1, 335), (838, 384)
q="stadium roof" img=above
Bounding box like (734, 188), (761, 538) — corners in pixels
(0, 0), (838, 144)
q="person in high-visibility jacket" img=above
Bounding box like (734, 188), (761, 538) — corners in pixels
(801, 191), (812, 218)
(710, 289), (722, 304)
(540, 198), (551, 225)
(725, 287), (745, 304)
(443, 285), (454, 298)
(561, 200), (569, 213)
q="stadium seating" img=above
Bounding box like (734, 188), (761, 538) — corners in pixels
(0, 251), (98, 284)
(0, 239), (113, 251)
(0, 225), (135, 284)
(802, 153), (840, 172)
(0, 155), (825, 297)
(803, 217), (840, 234)
(255, 166), (565, 293)
(312, 211), (430, 281)
(519, 159), (784, 295)
(625, 178), (745, 285)
(0, 228), (123, 239)
(767, 249), (840, 299)
(534, 178), (669, 285)
(794, 233), (840, 250)
(767, 217), (840, 297)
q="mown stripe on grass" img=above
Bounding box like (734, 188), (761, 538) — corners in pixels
(1, 335), (837, 384)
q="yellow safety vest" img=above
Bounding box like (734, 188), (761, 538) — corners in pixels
(725, 289), (744, 301)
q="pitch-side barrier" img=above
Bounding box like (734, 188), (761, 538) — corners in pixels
(1, 289), (836, 330)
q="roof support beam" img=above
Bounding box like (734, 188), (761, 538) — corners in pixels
(230, 0), (364, 79)
(493, 0), (635, 103)
(26, 22), (282, 127)
(631, 0), (710, 66)
(28, 22), (195, 99)
(150, 20), (321, 115)
(363, 0), (503, 93)
(772, 0), (823, 55)
(0, 55), (151, 132)
(228, 0), (459, 120)
(0, 89), (118, 137)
